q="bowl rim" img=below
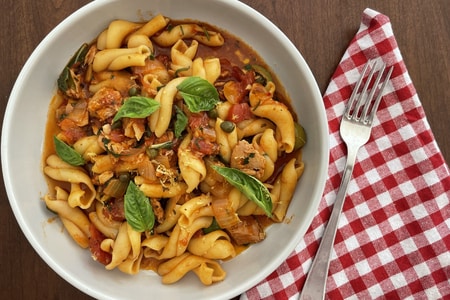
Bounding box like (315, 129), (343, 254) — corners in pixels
(1, 0), (329, 299)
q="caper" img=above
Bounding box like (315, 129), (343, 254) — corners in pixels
(294, 123), (307, 150)
(118, 173), (130, 183)
(146, 147), (159, 159)
(207, 108), (218, 119)
(220, 121), (235, 133)
(128, 86), (141, 96)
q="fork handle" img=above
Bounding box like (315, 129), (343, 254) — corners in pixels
(299, 145), (359, 300)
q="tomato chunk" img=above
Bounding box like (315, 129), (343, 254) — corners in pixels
(89, 224), (112, 266)
(227, 103), (253, 123)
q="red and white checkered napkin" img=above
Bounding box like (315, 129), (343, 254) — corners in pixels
(241, 8), (450, 300)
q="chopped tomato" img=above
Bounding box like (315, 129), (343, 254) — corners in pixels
(103, 197), (126, 222)
(109, 128), (126, 143)
(190, 137), (219, 156)
(227, 102), (253, 123)
(239, 68), (255, 88)
(188, 112), (219, 156)
(188, 112), (209, 129)
(89, 224), (112, 266)
(58, 118), (86, 144)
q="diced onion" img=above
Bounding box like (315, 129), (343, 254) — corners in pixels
(211, 197), (240, 228)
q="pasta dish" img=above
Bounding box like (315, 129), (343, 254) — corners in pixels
(42, 14), (306, 285)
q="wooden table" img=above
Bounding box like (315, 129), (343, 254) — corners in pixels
(0, 1), (448, 299)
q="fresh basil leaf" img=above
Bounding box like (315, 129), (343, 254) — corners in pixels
(57, 43), (89, 93)
(67, 43), (89, 68)
(53, 136), (85, 166)
(211, 165), (273, 217)
(113, 96), (160, 123)
(177, 77), (219, 113)
(174, 106), (188, 138)
(203, 217), (221, 234)
(57, 67), (72, 92)
(124, 181), (155, 232)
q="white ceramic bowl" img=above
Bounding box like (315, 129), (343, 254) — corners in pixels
(1, 0), (328, 299)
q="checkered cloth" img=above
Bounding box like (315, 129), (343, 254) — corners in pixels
(241, 8), (450, 300)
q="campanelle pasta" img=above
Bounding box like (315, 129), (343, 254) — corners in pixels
(42, 14), (306, 286)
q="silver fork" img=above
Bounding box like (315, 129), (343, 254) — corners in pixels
(299, 60), (393, 300)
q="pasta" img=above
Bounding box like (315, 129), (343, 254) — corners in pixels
(42, 14), (306, 286)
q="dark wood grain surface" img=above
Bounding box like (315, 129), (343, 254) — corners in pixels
(0, 1), (448, 299)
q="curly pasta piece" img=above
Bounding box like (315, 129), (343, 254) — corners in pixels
(155, 196), (181, 233)
(158, 216), (213, 259)
(188, 230), (236, 260)
(192, 57), (221, 84)
(97, 20), (141, 50)
(44, 187), (90, 248)
(88, 70), (136, 94)
(130, 14), (168, 39)
(215, 118), (238, 163)
(251, 128), (278, 181)
(236, 118), (275, 139)
(103, 222), (141, 271)
(149, 77), (187, 137)
(270, 157), (305, 222)
(43, 154), (96, 209)
(138, 180), (188, 198)
(178, 194), (213, 226)
(178, 134), (207, 193)
(158, 252), (226, 285)
(89, 212), (119, 239)
(73, 135), (105, 161)
(126, 14), (169, 50)
(142, 234), (169, 259)
(170, 39), (198, 76)
(249, 83), (295, 153)
(153, 24), (224, 47)
(117, 251), (144, 275)
(141, 74), (163, 97)
(93, 45), (151, 72)
(88, 202), (121, 239)
(127, 34), (153, 51)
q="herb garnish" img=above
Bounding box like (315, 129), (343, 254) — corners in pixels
(174, 106), (188, 138)
(177, 77), (219, 113)
(53, 136), (85, 166)
(113, 96), (160, 123)
(211, 165), (273, 217)
(124, 181), (155, 232)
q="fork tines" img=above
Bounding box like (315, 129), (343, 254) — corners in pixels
(345, 60), (394, 124)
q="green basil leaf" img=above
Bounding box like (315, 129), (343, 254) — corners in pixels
(57, 67), (72, 92)
(211, 165), (273, 217)
(57, 43), (89, 93)
(174, 106), (188, 138)
(124, 181), (155, 232)
(53, 136), (85, 166)
(177, 77), (219, 113)
(67, 43), (89, 68)
(203, 217), (221, 234)
(113, 96), (160, 123)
